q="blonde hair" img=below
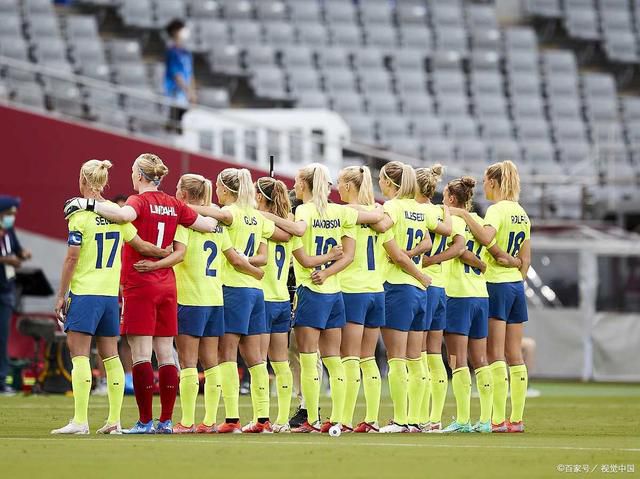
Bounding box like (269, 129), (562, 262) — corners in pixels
(218, 168), (255, 208)
(381, 161), (416, 199)
(446, 176), (476, 211)
(299, 163), (331, 217)
(340, 165), (375, 206)
(134, 153), (169, 186)
(415, 163), (444, 200)
(80, 159), (112, 193)
(485, 160), (521, 202)
(179, 173), (212, 206)
(256, 177), (291, 219)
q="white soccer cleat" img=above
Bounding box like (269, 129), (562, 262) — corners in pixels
(425, 422), (443, 433)
(51, 421), (89, 435)
(271, 423), (291, 433)
(379, 421), (409, 433)
(419, 422), (431, 433)
(96, 422), (122, 435)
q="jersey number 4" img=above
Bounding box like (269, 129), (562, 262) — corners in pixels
(94, 232), (120, 269)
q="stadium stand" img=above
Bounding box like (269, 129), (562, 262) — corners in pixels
(1, 0), (639, 219)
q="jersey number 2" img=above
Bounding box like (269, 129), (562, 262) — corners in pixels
(203, 241), (218, 277)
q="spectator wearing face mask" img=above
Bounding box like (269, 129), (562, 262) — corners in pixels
(0, 196), (31, 395)
(164, 18), (196, 133)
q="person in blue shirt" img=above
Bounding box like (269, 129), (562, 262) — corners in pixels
(164, 18), (196, 132)
(0, 196), (31, 395)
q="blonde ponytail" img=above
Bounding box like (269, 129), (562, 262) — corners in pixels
(397, 163), (417, 199)
(257, 177), (291, 219)
(299, 163), (331, 217)
(486, 160), (520, 202)
(340, 165), (375, 206)
(179, 173), (212, 206)
(134, 153), (169, 186)
(218, 168), (256, 208)
(416, 163), (444, 199)
(80, 159), (112, 193)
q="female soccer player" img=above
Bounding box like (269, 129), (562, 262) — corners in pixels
(270, 163), (381, 433)
(413, 165), (456, 432)
(450, 161), (531, 433)
(334, 166), (392, 433)
(53, 160), (168, 435)
(190, 168), (290, 434)
(369, 161), (435, 433)
(437, 177), (494, 433)
(64, 154), (217, 434)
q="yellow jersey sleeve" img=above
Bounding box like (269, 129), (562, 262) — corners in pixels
(121, 222), (137, 243)
(220, 227), (232, 251)
(174, 224), (189, 246)
(262, 216), (276, 242)
(483, 203), (503, 232)
(484, 201), (530, 283)
(341, 206), (358, 240)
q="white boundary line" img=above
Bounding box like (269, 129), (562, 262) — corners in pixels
(1, 437), (638, 453)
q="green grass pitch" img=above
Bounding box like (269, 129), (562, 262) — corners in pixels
(0, 382), (638, 479)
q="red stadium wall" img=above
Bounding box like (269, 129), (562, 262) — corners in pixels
(0, 104), (301, 240)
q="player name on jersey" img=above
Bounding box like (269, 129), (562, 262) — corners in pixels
(313, 218), (341, 228)
(149, 205), (178, 216)
(511, 215), (529, 224)
(404, 211), (425, 221)
(244, 215), (258, 225)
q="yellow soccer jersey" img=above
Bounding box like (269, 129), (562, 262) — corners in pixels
(67, 203), (137, 297)
(483, 201), (531, 283)
(292, 202), (358, 294)
(446, 214), (488, 298)
(339, 205), (392, 294)
(423, 203), (448, 288)
(383, 198), (438, 290)
(263, 238), (293, 302)
(222, 203), (275, 289)
(174, 224), (232, 306)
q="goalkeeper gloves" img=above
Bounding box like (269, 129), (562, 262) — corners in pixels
(63, 197), (95, 220)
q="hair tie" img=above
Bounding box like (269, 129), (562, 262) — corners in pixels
(219, 174), (238, 193)
(382, 168), (400, 188)
(139, 167), (161, 186)
(257, 180), (272, 201)
(359, 167), (364, 173)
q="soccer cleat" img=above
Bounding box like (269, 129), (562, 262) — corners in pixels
(242, 421), (273, 433)
(173, 423), (196, 434)
(418, 422), (431, 433)
(379, 421), (409, 433)
(320, 421), (341, 433)
(471, 421), (492, 433)
(341, 425), (354, 433)
(288, 406), (307, 428)
(407, 424), (422, 433)
(51, 421), (89, 435)
(442, 421), (473, 433)
(96, 422), (122, 435)
(491, 421), (509, 433)
(195, 423), (217, 434)
(425, 422), (442, 433)
(271, 423), (291, 433)
(353, 421), (379, 433)
(155, 419), (174, 434)
(123, 420), (156, 434)
(291, 421), (321, 433)
(217, 421), (242, 434)
(506, 421), (525, 433)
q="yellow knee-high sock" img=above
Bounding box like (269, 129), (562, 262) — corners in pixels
(271, 361), (293, 425)
(428, 354), (448, 424)
(360, 357), (381, 424)
(509, 364), (528, 423)
(419, 352), (431, 424)
(179, 368), (199, 427)
(341, 357), (360, 427)
(248, 362), (270, 422)
(103, 356), (124, 424)
(300, 352), (320, 424)
(452, 367), (471, 424)
(322, 356), (346, 424)
(490, 360), (508, 425)
(203, 366), (221, 426)
(71, 356), (92, 425)
(219, 361), (239, 420)
(387, 358), (408, 425)
(475, 366), (493, 424)
(406, 357), (426, 425)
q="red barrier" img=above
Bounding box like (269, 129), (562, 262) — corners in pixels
(0, 104), (300, 240)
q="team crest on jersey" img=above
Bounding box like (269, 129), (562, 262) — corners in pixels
(149, 205), (177, 216)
